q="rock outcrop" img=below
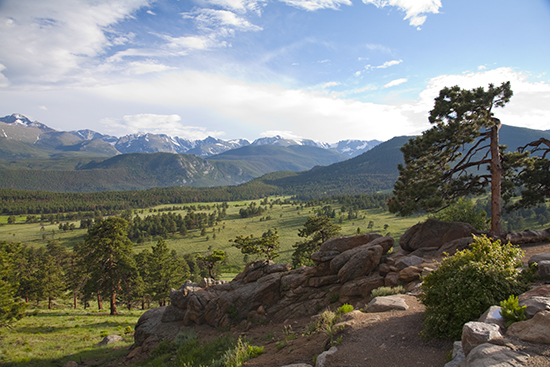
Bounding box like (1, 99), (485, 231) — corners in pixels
(133, 232), (442, 351)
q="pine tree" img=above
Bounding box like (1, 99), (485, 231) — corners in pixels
(147, 239), (190, 306)
(388, 82), (526, 235)
(77, 217), (138, 315)
(291, 216), (341, 267)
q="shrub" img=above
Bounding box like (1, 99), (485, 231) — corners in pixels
(500, 295), (527, 327)
(371, 285), (405, 298)
(214, 337), (263, 367)
(420, 235), (534, 339)
(337, 304), (353, 315)
(429, 198), (488, 231)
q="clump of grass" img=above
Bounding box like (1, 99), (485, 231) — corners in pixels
(371, 285), (406, 298)
(214, 337), (264, 367)
(303, 309), (344, 347)
(337, 303), (353, 315)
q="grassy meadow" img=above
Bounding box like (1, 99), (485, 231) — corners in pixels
(0, 306), (142, 367)
(0, 196), (426, 274)
(0, 195), (427, 366)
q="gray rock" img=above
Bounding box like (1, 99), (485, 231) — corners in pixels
(396, 255), (424, 270)
(519, 296), (550, 318)
(365, 295), (409, 313)
(444, 341), (465, 367)
(461, 321), (502, 356)
(528, 252), (550, 267)
(280, 364), (313, 367)
(478, 306), (507, 332)
(63, 362), (78, 367)
(465, 343), (529, 367)
(537, 260), (550, 280)
(97, 334), (125, 346)
(506, 310), (550, 344)
(315, 346), (337, 367)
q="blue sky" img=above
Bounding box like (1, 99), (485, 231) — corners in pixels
(0, 0), (549, 143)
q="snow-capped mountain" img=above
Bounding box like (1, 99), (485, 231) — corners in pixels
(330, 139), (382, 157)
(0, 113), (53, 131)
(250, 135), (331, 149)
(0, 113), (381, 158)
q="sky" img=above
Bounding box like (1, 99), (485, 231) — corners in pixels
(0, 0), (549, 144)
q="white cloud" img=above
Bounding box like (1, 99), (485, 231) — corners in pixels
(202, 0), (268, 15)
(279, 0), (352, 11)
(123, 60), (175, 75)
(404, 67), (550, 133)
(377, 59), (402, 69)
(0, 0), (151, 85)
(183, 8), (263, 32)
(260, 130), (303, 139)
(37, 105), (48, 110)
(146, 10), (156, 15)
(0, 64), (9, 87)
(322, 81), (340, 88)
(92, 71), (411, 142)
(101, 114), (225, 139)
(362, 0), (441, 28)
(365, 59), (402, 70)
(162, 34), (226, 51)
(384, 78), (407, 88)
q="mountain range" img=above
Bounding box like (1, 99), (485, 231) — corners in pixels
(1, 113), (549, 195)
(0, 114), (380, 159)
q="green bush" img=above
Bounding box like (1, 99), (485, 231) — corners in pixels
(429, 198), (488, 231)
(500, 295), (527, 327)
(420, 235), (533, 339)
(337, 303), (353, 315)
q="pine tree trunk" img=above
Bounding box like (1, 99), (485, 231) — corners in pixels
(73, 292), (78, 309)
(110, 291), (118, 315)
(48, 297), (52, 310)
(97, 291), (103, 310)
(490, 123), (503, 236)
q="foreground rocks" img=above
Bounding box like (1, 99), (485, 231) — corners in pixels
(132, 220), (550, 366)
(446, 284), (550, 367)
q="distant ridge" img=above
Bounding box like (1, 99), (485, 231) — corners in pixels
(0, 113), (380, 158)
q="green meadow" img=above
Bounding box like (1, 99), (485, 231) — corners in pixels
(0, 307), (141, 367)
(0, 196), (425, 273)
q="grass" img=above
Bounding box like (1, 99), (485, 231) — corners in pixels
(0, 196), (426, 269)
(0, 306), (143, 367)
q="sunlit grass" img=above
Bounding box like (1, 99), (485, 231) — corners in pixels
(0, 195), (429, 269)
(0, 306), (143, 367)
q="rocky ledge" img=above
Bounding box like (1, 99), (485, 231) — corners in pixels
(131, 219), (550, 365)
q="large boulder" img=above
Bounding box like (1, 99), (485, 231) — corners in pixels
(365, 295), (409, 313)
(337, 245), (384, 283)
(320, 234), (381, 253)
(461, 321), (502, 356)
(399, 219), (477, 252)
(330, 237), (393, 274)
(465, 343), (529, 367)
(506, 311), (550, 344)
